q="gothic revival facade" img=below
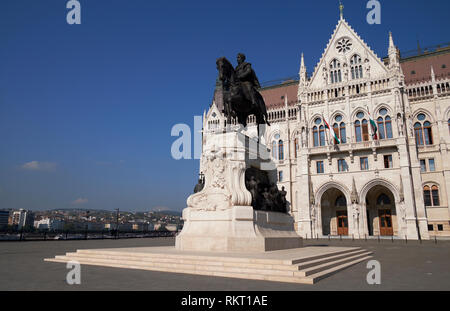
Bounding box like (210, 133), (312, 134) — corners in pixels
(204, 16), (450, 239)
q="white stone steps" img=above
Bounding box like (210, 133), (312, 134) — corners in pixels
(46, 256), (314, 284)
(74, 246), (362, 266)
(294, 251), (373, 277)
(52, 255), (298, 277)
(305, 255), (373, 284)
(293, 249), (369, 270)
(289, 247), (363, 265)
(45, 248), (373, 284)
(60, 247), (365, 272)
(63, 252), (298, 271)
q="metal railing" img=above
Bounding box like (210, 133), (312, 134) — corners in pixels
(0, 229), (178, 242)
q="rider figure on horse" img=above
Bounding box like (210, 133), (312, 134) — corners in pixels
(235, 53), (261, 110)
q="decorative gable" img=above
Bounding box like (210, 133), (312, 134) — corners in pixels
(308, 18), (388, 90)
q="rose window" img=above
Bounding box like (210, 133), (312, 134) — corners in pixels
(336, 38), (352, 54)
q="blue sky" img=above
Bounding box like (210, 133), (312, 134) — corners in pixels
(0, 0), (449, 212)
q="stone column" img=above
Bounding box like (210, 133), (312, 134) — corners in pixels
(296, 149), (312, 238)
(398, 136), (425, 240)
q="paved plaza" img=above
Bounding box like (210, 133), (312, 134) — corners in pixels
(1, 238), (449, 291)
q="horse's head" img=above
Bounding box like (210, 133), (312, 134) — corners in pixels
(216, 57), (233, 83)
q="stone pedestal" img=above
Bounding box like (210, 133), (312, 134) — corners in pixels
(175, 131), (302, 252)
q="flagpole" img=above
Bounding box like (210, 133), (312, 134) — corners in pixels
(321, 113), (330, 146)
(365, 106), (378, 140)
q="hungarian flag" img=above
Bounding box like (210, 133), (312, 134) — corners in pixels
(323, 116), (340, 144)
(367, 110), (378, 140)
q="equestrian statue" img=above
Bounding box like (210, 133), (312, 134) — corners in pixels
(216, 53), (270, 140)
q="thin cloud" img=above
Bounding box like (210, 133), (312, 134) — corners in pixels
(21, 161), (57, 171)
(150, 206), (170, 212)
(72, 198), (88, 205)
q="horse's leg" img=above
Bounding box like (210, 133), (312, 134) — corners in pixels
(225, 100), (232, 125)
(257, 121), (260, 143)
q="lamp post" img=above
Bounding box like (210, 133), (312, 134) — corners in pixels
(115, 208), (119, 239)
(85, 210), (90, 240)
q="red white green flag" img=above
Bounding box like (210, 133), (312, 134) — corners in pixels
(367, 109), (378, 140)
(323, 116), (340, 144)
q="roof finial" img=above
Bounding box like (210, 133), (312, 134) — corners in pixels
(339, 1), (344, 20)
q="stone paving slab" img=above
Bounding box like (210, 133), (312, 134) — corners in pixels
(1, 238), (450, 290)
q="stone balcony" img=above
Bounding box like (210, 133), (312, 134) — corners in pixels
(307, 138), (399, 156)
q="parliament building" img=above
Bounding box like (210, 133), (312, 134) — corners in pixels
(203, 14), (450, 240)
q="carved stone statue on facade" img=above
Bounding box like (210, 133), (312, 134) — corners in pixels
(396, 113), (405, 136)
(343, 62), (349, 81)
(364, 59), (371, 78)
(301, 127), (307, 147)
(322, 66), (328, 84)
(407, 114), (414, 137)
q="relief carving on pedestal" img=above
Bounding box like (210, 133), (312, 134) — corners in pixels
(187, 148), (232, 211)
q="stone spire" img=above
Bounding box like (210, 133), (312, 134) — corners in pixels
(431, 66), (438, 97)
(299, 53), (307, 85)
(339, 1), (344, 20)
(298, 53), (308, 105)
(388, 31), (400, 70)
(389, 31), (395, 52)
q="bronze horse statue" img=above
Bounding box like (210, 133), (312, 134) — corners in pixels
(216, 57), (270, 139)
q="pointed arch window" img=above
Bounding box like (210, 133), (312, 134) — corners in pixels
(272, 141), (277, 159)
(332, 115), (346, 144)
(350, 54), (363, 79)
(278, 140), (284, 160)
(414, 114), (433, 146)
(313, 118), (326, 146)
(377, 108), (393, 139)
(355, 120), (362, 142)
(424, 185), (440, 206)
(294, 138), (299, 158)
(313, 126), (319, 147)
(330, 59), (342, 84)
(271, 134), (280, 160)
(355, 112), (369, 142)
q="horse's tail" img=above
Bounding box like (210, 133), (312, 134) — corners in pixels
(265, 115), (271, 126)
(256, 92), (270, 126)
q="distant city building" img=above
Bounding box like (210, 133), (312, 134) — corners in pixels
(0, 211), (9, 228)
(153, 223), (162, 231)
(104, 223), (133, 231)
(165, 224), (178, 232)
(86, 222), (104, 231)
(34, 218), (65, 230)
(11, 209), (35, 229)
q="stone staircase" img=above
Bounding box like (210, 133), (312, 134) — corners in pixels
(45, 246), (373, 284)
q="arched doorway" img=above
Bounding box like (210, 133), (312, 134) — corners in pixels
(321, 188), (348, 236)
(365, 185), (397, 236)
